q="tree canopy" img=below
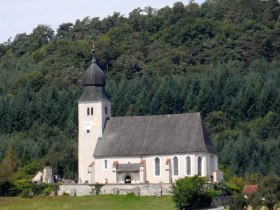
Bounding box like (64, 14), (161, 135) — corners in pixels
(0, 0), (280, 180)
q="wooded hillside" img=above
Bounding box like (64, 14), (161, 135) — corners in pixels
(0, 0), (279, 180)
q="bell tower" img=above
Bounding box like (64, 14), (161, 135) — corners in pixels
(78, 45), (111, 184)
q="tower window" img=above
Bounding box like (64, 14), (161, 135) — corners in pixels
(87, 130), (90, 133)
(104, 160), (108, 170)
(87, 107), (90, 115)
(105, 106), (108, 115)
(91, 107), (94, 115)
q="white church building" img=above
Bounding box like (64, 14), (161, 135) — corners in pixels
(78, 53), (220, 184)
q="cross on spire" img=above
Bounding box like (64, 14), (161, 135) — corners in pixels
(92, 41), (96, 54)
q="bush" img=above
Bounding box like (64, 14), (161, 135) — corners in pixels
(10, 180), (59, 197)
(42, 183), (59, 195)
(214, 181), (240, 196)
(13, 180), (33, 195)
(249, 174), (280, 210)
(172, 176), (214, 210)
(20, 188), (33, 198)
(32, 183), (50, 195)
(62, 192), (69, 196)
(91, 183), (104, 195)
(0, 181), (16, 196)
(15, 160), (43, 180)
(229, 194), (247, 210)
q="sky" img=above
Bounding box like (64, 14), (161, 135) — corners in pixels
(0, 0), (205, 43)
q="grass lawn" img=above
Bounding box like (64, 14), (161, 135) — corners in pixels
(0, 194), (176, 210)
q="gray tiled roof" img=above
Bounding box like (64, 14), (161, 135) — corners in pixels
(116, 163), (140, 172)
(94, 113), (216, 157)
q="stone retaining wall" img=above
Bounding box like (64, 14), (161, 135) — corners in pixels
(58, 184), (172, 196)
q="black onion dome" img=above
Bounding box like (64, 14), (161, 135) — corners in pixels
(82, 58), (105, 86)
(79, 56), (108, 102)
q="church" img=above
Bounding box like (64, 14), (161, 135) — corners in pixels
(78, 51), (220, 184)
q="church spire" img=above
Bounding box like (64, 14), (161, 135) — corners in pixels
(91, 41), (97, 63)
(92, 41), (96, 54)
(79, 42), (108, 101)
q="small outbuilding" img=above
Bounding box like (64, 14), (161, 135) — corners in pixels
(32, 166), (53, 183)
(242, 184), (258, 197)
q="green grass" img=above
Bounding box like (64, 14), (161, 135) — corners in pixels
(0, 195), (176, 210)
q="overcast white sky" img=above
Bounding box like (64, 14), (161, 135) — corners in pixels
(0, 0), (205, 43)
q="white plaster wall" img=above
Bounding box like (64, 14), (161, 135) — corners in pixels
(78, 100), (111, 184)
(94, 157), (141, 184)
(143, 154), (196, 183)
(145, 155), (171, 183)
(93, 152), (217, 184)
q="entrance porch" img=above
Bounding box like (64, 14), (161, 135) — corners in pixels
(114, 162), (146, 184)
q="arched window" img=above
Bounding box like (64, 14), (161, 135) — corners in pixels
(154, 157), (160, 176)
(87, 107), (90, 115)
(186, 156), (191, 176)
(104, 159), (108, 170)
(198, 157), (202, 176)
(91, 107), (94, 115)
(173, 156), (178, 176)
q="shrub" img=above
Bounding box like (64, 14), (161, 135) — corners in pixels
(172, 176), (214, 210)
(15, 160), (43, 180)
(62, 192), (69, 196)
(31, 183), (48, 195)
(214, 181), (240, 196)
(43, 184), (59, 195)
(229, 194), (247, 210)
(91, 183), (104, 195)
(12, 180), (59, 196)
(0, 181), (16, 196)
(20, 188), (33, 198)
(249, 174), (280, 210)
(13, 180), (33, 195)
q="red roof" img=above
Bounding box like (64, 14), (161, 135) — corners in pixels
(242, 185), (258, 196)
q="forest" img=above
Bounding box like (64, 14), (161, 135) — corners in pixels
(0, 0), (279, 181)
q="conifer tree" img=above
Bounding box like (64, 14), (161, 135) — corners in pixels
(0, 143), (20, 181)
